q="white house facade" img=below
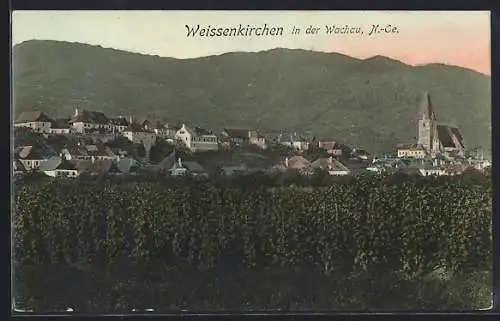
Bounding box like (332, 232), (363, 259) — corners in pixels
(70, 109), (113, 134)
(175, 124), (218, 152)
(14, 111), (53, 133)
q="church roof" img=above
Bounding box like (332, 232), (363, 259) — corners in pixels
(449, 127), (463, 142)
(437, 125), (463, 148)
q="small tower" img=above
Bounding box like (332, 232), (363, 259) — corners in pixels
(73, 107), (79, 118)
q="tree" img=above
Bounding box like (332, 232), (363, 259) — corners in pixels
(14, 129), (45, 148)
(149, 138), (175, 164)
(46, 135), (70, 152)
(105, 136), (132, 149)
(132, 143), (146, 158)
(460, 168), (488, 186)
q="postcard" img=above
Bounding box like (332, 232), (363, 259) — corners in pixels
(11, 10), (492, 313)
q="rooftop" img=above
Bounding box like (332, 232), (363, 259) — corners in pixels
(15, 111), (53, 124)
(71, 110), (109, 124)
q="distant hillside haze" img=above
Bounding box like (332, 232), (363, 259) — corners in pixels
(12, 40), (491, 155)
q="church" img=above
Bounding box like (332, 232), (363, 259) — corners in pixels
(417, 92), (465, 158)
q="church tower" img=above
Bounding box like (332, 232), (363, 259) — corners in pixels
(417, 92), (437, 154)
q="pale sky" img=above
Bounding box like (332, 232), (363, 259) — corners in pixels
(12, 10), (491, 75)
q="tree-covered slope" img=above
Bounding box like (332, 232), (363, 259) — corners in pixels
(12, 40), (491, 154)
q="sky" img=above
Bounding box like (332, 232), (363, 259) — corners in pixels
(12, 10), (491, 75)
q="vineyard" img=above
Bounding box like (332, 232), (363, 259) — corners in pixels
(13, 173), (492, 311)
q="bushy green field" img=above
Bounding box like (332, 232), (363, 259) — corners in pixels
(12, 173), (492, 312)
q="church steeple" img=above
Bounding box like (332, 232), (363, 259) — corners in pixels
(419, 92), (435, 120)
(417, 92), (437, 154)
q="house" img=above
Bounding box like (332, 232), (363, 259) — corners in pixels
(396, 143), (426, 159)
(60, 146), (86, 161)
(148, 150), (176, 173)
(249, 131), (267, 149)
(85, 144), (116, 161)
(69, 108), (112, 134)
(284, 155), (311, 169)
(273, 155), (314, 175)
(14, 111), (53, 133)
(13, 157), (28, 175)
(145, 119), (175, 138)
(444, 164), (476, 176)
(469, 159), (491, 171)
(61, 142), (115, 161)
(417, 92), (465, 157)
(108, 117), (130, 133)
(310, 156), (351, 176)
(175, 124), (218, 152)
(222, 129), (248, 146)
(366, 164), (385, 174)
(107, 159), (140, 176)
(262, 132), (280, 146)
(122, 122), (157, 150)
(169, 158), (188, 176)
(310, 139), (343, 156)
(150, 122), (180, 139)
(419, 165), (447, 176)
(169, 158), (208, 177)
(182, 161), (208, 178)
(43, 159), (81, 178)
(278, 132), (310, 151)
(49, 118), (71, 135)
(351, 148), (371, 160)
(139, 118), (169, 131)
(74, 158), (113, 176)
(222, 128), (267, 149)
(15, 145), (50, 170)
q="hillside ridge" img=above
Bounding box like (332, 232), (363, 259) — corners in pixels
(12, 40), (491, 154)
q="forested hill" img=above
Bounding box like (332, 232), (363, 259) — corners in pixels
(13, 40), (491, 155)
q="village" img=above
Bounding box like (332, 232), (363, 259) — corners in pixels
(12, 92), (490, 179)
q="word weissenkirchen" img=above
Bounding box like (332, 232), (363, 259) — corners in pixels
(186, 24), (284, 37)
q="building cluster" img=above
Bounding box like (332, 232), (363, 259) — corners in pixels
(13, 92), (490, 179)
(371, 92), (490, 176)
(395, 92), (466, 160)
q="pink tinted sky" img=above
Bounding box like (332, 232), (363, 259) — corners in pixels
(12, 11), (491, 75)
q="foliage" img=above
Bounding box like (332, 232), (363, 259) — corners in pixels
(149, 138), (175, 164)
(14, 174), (492, 278)
(105, 136), (133, 149)
(13, 263), (492, 312)
(13, 129), (46, 149)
